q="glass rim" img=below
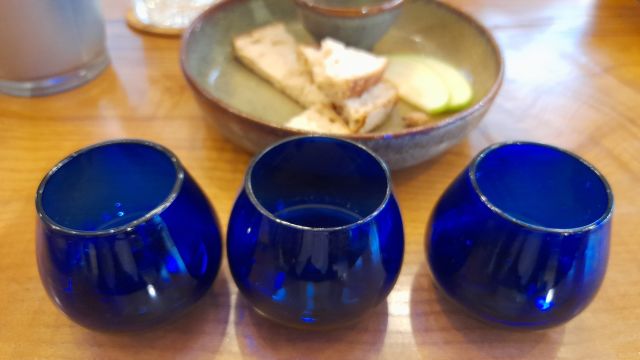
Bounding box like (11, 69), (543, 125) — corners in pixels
(244, 135), (393, 232)
(294, 0), (404, 17)
(35, 139), (185, 237)
(468, 141), (614, 234)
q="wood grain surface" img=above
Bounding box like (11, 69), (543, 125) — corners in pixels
(1, 0), (639, 359)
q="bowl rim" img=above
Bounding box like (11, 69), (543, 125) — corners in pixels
(293, 0), (404, 18)
(35, 139), (185, 238)
(242, 135), (394, 232)
(468, 141), (615, 234)
(180, 0), (505, 142)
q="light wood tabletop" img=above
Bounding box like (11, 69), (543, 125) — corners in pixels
(1, 0), (639, 358)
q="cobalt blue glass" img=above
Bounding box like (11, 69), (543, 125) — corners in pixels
(227, 136), (404, 328)
(427, 141), (613, 329)
(35, 139), (223, 331)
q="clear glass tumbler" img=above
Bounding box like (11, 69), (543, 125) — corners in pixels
(131, 0), (220, 32)
(0, 0), (109, 97)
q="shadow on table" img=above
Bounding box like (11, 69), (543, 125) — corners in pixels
(234, 295), (389, 360)
(81, 272), (231, 357)
(410, 265), (565, 359)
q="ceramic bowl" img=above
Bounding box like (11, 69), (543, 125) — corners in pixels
(181, 0), (503, 169)
(294, 0), (404, 50)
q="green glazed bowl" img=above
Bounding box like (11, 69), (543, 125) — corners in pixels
(181, 0), (503, 169)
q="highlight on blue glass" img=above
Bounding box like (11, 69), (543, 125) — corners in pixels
(227, 136), (404, 328)
(427, 141), (613, 329)
(35, 139), (223, 331)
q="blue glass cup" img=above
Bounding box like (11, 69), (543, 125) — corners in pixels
(35, 139), (223, 331)
(228, 136), (404, 328)
(427, 141), (613, 329)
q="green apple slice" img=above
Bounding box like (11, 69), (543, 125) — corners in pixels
(389, 54), (473, 111)
(404, 55), (473, 110)
(426, 58), (473, 110)
(384, 56), (450, 114)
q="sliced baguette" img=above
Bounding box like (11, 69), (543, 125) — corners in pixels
(335, 82), (398, 133)
(285, 105), (351, 134)
(298, 39), (387, 102)
(232, 23), (329, 107)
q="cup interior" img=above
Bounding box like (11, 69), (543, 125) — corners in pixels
(38, 141), (179, 232)
(247, 137), (389, 229)
(471, 142), (612, 230)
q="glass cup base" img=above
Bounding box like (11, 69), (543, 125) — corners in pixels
(0, 53), (109, 97)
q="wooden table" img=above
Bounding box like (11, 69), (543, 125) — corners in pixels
(1, 0), (639, 358)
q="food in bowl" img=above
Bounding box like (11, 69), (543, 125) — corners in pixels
(386, 54), (474, 113)
(232, 22), (474, 135)
(180, 0), (504, 169)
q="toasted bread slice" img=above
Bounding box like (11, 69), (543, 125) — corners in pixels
(233, 23), (329, 107)
(285, 105), (351, 134)
(336, 82), (398, 133)
(298, 39), (387, 102)
(403, 111), (432, 128)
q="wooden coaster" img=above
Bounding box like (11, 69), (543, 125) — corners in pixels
(125, 9), (184, 37)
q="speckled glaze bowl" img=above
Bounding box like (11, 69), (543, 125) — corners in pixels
(294, 0), (404, 50)
(181, 0), (503, 169)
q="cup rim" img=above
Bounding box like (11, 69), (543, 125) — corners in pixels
(35, 139), (185, 237)
(293, 0), (404, 18)
(468, 141), (614, 234)
(244, 135), (392, 232)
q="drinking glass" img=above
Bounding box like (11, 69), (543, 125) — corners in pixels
(228, 136), (404, 328)
(294, 0), (404, 49)
(0, 0), (109, 97)
(130, 0), (220, 32)
(36, 139), (223, 331)
(427, 141), (613, 328)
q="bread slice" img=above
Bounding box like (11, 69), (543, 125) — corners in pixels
(285, 105), (351, 135)
(298, 39), (387, 102)
(232, 23), (329, 107)
(403, 111), (432, 128)
(336, 82), (398, 133)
